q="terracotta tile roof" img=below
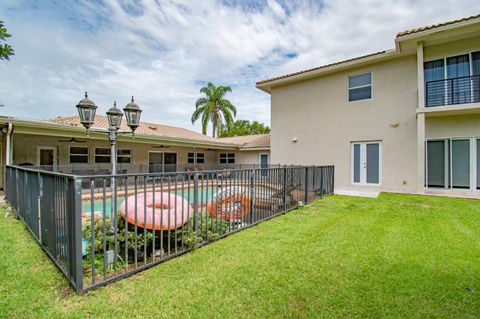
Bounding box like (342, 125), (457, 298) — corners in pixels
(396, 13), (480, 37)
(256, 51), (386, 85)
(49, 115), (231, 145)
(217, 134), (270, 149)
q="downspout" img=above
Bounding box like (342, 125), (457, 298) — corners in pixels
(5, 122), (12, 165)
(2, 122), (12, 192)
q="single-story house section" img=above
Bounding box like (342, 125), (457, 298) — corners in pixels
(256, 14), (480, 197)
(0, 115), (270, 189)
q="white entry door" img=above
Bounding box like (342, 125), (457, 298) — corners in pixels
(351, 142), (381, 185)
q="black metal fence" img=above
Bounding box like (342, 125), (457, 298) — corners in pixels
(426, 75), (480, 107)
(5, 165), (334, 294)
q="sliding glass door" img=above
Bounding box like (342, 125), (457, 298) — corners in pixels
(427, 140), (448, 188)
(477, 139), (480, 190)
(424, 51), (480, 106)
(427, 138), (475, 190)
(424, 59), (445, 107)
(451, 139), (470, 189)
(447, 54), (470, 104)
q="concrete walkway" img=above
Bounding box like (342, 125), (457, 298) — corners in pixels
(335, 187), (380, 198)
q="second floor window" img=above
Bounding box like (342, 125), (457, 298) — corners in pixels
(424, 51), (480, 107)
(348, 72), (372, 102)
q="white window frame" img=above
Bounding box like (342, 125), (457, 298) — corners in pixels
(426, 136), (478, 191)
(348, 72), (372, 102)
(69, 146), (89, 164)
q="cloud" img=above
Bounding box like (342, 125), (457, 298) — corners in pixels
(0, 0), (479, 133)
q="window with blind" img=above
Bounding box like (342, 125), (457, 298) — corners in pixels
(117, 149), (132, 163)
(219, 153), (235, 164)
(69, 146), (89, 163)
(348, 72), (372, 102)
(95, 148), (111, 163)
(95, 148), (132, 163)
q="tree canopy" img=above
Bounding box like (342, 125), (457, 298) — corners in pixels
(0, 20), (14, 61)
(191, 82), (236, 137)
(218, 119), (270, 137)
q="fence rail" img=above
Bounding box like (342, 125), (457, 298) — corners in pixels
(17, 163), (284, 175)
(5, 165), (334, 294)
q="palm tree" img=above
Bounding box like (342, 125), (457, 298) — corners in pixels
(191, 82), (237, 137)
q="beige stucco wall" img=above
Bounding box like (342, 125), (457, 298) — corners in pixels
(426, 114), (480, 139)
(270, 55), (419, 192)
(424, 36), (480, 62)
(11, 133), (270, 171)
(234, 150), (269, 165)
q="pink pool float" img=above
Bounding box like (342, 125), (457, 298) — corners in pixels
(119, 192), (189, 230)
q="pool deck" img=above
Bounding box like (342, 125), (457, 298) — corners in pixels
(81, 180), (284, 201)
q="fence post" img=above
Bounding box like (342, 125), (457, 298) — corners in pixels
(283, 166), (287, 211)
(249, 170), (255, 224)
(15, 169), (19, 213)
(72, 178), (84, 294)
(193, 173), (199, 235)
(304, 166), (309, 204)
(332, 166), (335, 195)
(320, 167), (324, 198)
(38, 172), (43, 244)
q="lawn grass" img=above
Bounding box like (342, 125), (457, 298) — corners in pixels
(1, 193), (480, 318)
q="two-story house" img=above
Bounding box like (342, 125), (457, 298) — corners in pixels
(256, 14), (480, 197)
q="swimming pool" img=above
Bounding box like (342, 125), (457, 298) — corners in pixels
(81, 186), (276, 216)
(81, 185), (276, 256)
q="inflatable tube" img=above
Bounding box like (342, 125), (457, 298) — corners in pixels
(207, 187), (250, 221)
(119, 192), (189, 230)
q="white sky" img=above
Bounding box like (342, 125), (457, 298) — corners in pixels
(0, 0), (479, 133)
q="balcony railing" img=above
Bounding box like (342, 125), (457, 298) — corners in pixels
(425, 75), (480, 107)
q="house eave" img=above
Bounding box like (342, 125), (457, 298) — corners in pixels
(255, 49), (399, 94)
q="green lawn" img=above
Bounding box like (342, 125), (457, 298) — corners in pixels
(1, 193), (480, 318)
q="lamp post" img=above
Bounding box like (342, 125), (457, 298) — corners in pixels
(76, 92), (142, 177)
